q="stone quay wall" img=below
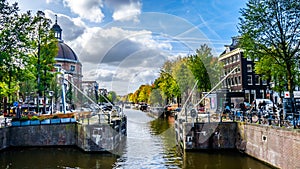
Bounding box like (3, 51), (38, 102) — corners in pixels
(175, 120), (300, 169)
(9, 124), (76, 147)
(239, 123), (300, 169)
(0, 117), (127, 153)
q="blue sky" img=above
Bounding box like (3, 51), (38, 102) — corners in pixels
(9, 0), (247, 95)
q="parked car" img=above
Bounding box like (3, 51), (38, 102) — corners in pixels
(253, 99), (277, 110)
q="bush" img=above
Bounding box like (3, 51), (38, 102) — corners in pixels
(20, 116), (29, 121)
(31, 116), (39, 121)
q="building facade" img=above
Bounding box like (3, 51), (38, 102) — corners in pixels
(218, 37), (269, 103)
(51, 16), (83, 111)
(51, 16), (83, 88)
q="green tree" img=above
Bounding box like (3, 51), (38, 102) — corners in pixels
(156, 70), (180, 104)
(0, 0), (32, 112)
(239, 0), (300, 96)
(29, 11), (58, 112)
(172, 57), (196, 104)
(149, 88), (163, 106)
(107, 91), (117, 103)
(137, 85), (152, 103)
(188, 44), (221, 92)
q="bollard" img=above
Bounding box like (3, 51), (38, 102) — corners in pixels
(98, 114), (101, 124)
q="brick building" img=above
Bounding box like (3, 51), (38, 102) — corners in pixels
(51, 16), (83, 89)
(218, 37), (269, 104)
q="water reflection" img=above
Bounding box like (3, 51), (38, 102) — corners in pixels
(0, 147), (118, 169)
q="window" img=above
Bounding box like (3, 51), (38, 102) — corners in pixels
(247, 64), (252, 72)
(70, 65), (75, 72)
(238, 76), (241, 84)
(232, 77), (235, 86)
(262, 79), (267, 85)
(255, 75), (260, 85)
(247, 75), (252, 85)
(237, 66), (241, 73)
(54, 64), (61, 67)
(235, 77), (238, 85)
(228, 78), (231, 86)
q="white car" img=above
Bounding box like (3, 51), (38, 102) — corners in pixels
(253, 99), (277, 110)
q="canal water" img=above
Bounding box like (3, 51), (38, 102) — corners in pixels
(0, 109), (274, 169)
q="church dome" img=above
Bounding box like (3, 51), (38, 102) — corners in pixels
(56, 42), (79, 63)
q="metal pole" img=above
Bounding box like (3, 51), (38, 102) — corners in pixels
(195, 66), (238, 107)
(61, 72), (66, 114)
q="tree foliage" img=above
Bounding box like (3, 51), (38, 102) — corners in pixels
(0, 0), (58, 113)
(239, 0), (300, 94)
(187, 44), (221, 92)
(107, 91), (117, 103)
(0, 0), (32, 102)
(129, 44), (221, 106)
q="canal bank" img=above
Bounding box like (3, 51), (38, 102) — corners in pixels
(175, 119), (300, 169)
(0, 116), (127, 153)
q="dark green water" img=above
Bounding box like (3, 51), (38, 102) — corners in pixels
(0, 109), (274, 169)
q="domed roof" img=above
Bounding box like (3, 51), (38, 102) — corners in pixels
(55, 42), (79, 63)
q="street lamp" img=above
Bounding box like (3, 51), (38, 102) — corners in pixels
(49, 91), (54, 114)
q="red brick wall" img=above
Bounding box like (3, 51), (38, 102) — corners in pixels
(239, 123), (300, 169)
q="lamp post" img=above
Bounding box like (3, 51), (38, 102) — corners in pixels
(61, 70), (66, 114)
(49, 91), (54, 114)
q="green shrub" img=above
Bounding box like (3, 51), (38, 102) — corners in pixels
(20, 116), (29, 121)
(31, 116), (39, 121)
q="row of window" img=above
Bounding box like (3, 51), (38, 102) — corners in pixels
(224, 64), (253, 76)
(223, 75), (268, 87)
(225, 76), (241, 86)
(247, 75), (267, 85)
(54, 64), (76, 72)
(224, 66), (241, 75)
(223, 54), (240, 65)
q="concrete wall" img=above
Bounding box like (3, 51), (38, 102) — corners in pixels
(76, 123), (126, 153)
(239, 123), (300, 169)
(0, 117), (127, 153)
(9, 124), (76, 147)
(175, 121), (237, 150)
(0, 128), (9, 150)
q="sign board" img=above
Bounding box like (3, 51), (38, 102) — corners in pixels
(190, 109), (197, 118)
(284, 91), (300, 98)
(13, 101), (18, 107)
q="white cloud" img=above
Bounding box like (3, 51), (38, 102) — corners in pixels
(46, 0), (61, 4)
(62, 25), (171, 94)
(43, 11), (211, 95)
(70, 26), (171, 65)
(112, 1), (141, 22)
(63, 0), (104, 23)
(45, 10), (86, 41)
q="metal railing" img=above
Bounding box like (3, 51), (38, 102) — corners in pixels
(175, 108), (300, 129)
